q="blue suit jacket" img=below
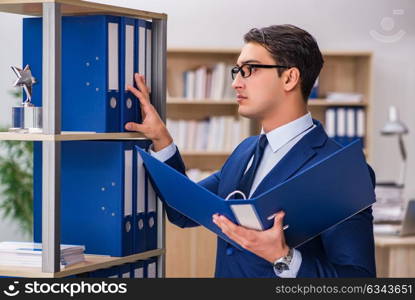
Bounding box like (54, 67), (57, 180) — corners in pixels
(162, 119), (377, 278)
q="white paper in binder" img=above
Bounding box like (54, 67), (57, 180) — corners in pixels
(230, 204), (263, 231)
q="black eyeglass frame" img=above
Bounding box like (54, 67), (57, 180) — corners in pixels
(231, 63), (292, 80)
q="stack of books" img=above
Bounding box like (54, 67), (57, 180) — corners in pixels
(325, 92), (364, 103)
(0, 241), (86, 269)
(166, 116), (251, 152)
(182, 63), (235, 100)
(187, 169), (216, 182)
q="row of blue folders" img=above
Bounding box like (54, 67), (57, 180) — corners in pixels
(23, 15), (153, 132)
(325, 107), (365, 147)
(79, 257), (158, 278)
(33, 141), (159, 257)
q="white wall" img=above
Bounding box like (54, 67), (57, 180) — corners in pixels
(0, 0), (414, 236)
(94, 0), (415, 196)
(0, 12), (22, 128)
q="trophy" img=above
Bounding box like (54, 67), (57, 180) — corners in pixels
(10, 65), (42, 133)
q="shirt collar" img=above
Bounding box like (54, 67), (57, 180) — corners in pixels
(261, 112), (314, 153)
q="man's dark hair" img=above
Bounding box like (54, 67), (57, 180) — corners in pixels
(244, 24), (324, 102)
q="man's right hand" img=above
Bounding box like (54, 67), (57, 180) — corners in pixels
(125, 73), (173, 152)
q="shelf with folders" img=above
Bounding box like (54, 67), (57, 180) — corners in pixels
(0, 0), (167, 277)
(0, 131), (146, 141)
(308, 51), (373, 161)
(168, 97), (369, 107)
(0, 249), (164, 278)
(167, 49), (251, 173)
(167, 48), (373, 164)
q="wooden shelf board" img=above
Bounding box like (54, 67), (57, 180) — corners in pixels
(168, 48), (240, 55)
(375, 235), (415, 247)
(181, 151), (231, 156)
(167, 98), (236, 105)
(0, 248), (164, 278)
(0, 131), (146, 141)
(0, 0), (167, 19)
(308, 99), (368, 107)
(168, 97), (367, 107)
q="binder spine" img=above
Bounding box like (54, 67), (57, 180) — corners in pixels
(33, 141), (42, 243)
(133, 141), (151, 254)
(346, 107), (355, 145)
(144, 257), (158, 278)
(145, 21), (153, 94)
(356, 108), (365, 147)
(131, 260), (144, 278)
(123, 142), (134, 256)
(119, 263), (132, 278)
(120, 17), (139, 132)
(106, 16), (121, 132)
(146, 170), (158, 251)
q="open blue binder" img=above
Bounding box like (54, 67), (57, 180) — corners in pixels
(136, 139), (375, 251)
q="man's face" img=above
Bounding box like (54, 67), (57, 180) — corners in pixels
(232, 42), (285, 120)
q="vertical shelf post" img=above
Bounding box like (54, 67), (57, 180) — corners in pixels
(151, 17), (167, 122)
(41, 2), (62, 273)
(152, 16), (167, 278)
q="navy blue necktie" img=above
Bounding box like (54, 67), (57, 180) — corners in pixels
(225, 134), (268, 256)
(235, 134), (268, 199)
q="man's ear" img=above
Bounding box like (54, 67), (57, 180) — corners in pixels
(282, 67), (301, 92)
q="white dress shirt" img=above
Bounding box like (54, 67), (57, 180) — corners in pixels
(150, 112), (316, 278)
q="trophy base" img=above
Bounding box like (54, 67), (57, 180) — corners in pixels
(10, 106), (43, 133)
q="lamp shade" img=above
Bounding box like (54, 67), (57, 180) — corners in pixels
(381, 106), (408, 135)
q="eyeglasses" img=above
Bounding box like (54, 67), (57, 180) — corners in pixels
(231, 63), (291, 80)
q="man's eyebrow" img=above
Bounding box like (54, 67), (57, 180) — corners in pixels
(236, 59), (261, 66)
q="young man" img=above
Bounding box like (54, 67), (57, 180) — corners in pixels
(125, 25), (376, 278)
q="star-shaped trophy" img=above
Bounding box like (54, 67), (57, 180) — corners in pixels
(10, 65), (42, 133)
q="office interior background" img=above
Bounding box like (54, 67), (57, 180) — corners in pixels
(0, 0), (414, 277)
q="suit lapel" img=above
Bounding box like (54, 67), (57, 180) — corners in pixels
(251, 120), (328, 198)
(219, 136), (258, 198)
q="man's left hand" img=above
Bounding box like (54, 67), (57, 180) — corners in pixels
(212, 210), (289, 263)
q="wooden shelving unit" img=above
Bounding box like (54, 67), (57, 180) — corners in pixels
(168, 97), (368, 107)
(0, 131), (146, 141)
(0, 249), (164, 278)
(165, 48), (373, 277)
(375, 236), (415, 277)
(0, 0), (167, 278)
